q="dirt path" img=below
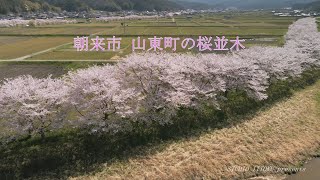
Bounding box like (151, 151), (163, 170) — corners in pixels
(71, 81), (320, 180)
(286, 158), (320, 180)
(11, 42), (73, 61)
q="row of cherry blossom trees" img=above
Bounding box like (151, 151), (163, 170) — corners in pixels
(0, 16), (158, 28)
(96, 15), (160, 22)
(0, 19), (77, 27)
(0, 18), (319, 141)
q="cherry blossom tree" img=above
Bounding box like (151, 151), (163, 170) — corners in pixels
(116, 54), (186, 125)
(66, 65), (138, 132)
(0, 19), (76, 27)
(96, 15), (160, 22)
(235, 46), (313, 79)
(1, 17), (320, 138)
(285, 17), (320, 65)
(0, 76), (69, 139)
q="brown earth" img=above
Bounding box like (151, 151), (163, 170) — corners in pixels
(0, 63), (66, 82)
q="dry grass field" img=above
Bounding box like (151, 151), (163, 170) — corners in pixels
(72, 81), (320, 180)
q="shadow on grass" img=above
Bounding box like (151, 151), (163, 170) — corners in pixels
(0, 69), (319, 180)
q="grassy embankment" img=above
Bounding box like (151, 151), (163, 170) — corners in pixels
(73, 77), (320, 180)
(0, 68), (319, 179)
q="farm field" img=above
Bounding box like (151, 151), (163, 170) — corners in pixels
(0, 12), (295, 61)
(27, 37), (133, 60)
(0, 36), (71, 59)
(0, 62), (65, 80)
(0, 61), (107, 81)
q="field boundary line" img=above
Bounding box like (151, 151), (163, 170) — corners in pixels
(11, 42), (73, 61)
(5, 28), (115, 61)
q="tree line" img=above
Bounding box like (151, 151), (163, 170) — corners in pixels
(0, 0), (182, 14)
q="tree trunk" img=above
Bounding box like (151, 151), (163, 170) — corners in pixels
(39, 129), (45, 141)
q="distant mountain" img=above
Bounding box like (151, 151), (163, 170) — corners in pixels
(293, 1), (320, 11)
(0, 0), (182, 14)
(179, 0), (317, 9)
(46, 0), (182, 11)
(171, 0), (214, 10)
(2, 0), (316, 15)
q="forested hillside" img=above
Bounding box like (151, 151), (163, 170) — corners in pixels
(293, 1), (320, 12)
(0, 0), (182, 14)
(0, 0), (58, 14)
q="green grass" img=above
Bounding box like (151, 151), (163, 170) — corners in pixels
(27, 37), (132, 60)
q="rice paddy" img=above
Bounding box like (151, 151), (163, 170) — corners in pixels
(0, 12), (296, 61)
